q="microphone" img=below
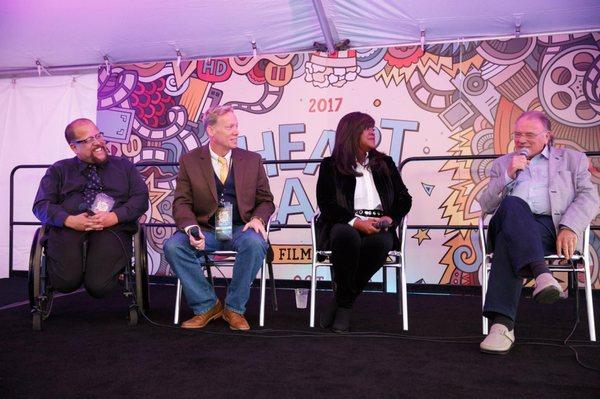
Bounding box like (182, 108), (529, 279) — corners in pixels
(374, 220), (391, 229)
(189, 226), (202, 240)
(514, 148), (529, 179)
(78, 203), (95, 216)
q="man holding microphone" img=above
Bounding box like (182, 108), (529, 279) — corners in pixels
(477, 111), (598, 354)
(163, 105), (274, 331)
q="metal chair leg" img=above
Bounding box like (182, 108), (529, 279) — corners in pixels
(174, 278), (182, 325)
(309, 264), (318, 328)
(582, 257), (597, 341)
(400, 263), (408, 331)
(259, 260), (266, 327)
(482, 256), (489, 335)
(267, 260), (278, 311)
(395, 267), (402, 315)
(205, 262), (214, 286)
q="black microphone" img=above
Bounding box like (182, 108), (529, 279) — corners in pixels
(189, 226), (201, 240)
(374, 220), (391, 229)
(78, 203), (95, 216)
(514, 148), (529, 179)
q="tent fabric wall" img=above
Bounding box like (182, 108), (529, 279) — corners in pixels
(1, 1), (600, 76)
(0, 74), (98, 278)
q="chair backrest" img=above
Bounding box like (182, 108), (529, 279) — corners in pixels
(399, 214), (408, 255)
(477, 213), (490, 259)
(310, 211), (320, 252)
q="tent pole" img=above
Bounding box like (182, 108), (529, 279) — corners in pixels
(311, 0), (335, 53)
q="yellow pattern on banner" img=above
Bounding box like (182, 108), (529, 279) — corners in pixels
(271, 245), (312, 264)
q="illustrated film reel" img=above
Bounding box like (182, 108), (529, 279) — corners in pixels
(539, 45), (600, 128)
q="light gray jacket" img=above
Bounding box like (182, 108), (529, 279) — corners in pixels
(478, 146), (599, 251)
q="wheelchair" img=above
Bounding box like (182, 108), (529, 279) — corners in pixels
(28, 224), (150, 331)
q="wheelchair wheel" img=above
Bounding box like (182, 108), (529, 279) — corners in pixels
(28, 226), (51, 331)
(32, 311), (42, 331)
(128, 306), (139, 326)
(134, 225), (150, 312)
(28, 227), (42, 309)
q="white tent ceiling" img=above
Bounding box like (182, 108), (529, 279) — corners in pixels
(1, 0), (599, 77)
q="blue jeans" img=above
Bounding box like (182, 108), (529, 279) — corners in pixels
(163, 225), (268, 315)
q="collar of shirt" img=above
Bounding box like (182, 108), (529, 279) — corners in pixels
(355, 162), (368, 173)
(209, 147), (232, 166)
(534, 145), (550, 161)
(76, 156), (109, 172)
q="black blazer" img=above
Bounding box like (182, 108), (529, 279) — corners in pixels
(315, 155), (412, 249)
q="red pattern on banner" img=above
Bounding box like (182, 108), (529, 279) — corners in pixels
(130, 78), (175, 127)
(384, 46), (423, 68)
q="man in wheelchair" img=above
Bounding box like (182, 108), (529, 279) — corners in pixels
(477, 111), (599, 354)
(32, 118), (148, 301)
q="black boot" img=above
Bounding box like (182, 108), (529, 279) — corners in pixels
(319, 299), (338, 328)
(331, 307), (351, 333)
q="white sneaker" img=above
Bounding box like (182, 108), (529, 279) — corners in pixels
(480, 324), (515, 354)
(533, 273), (561, 304)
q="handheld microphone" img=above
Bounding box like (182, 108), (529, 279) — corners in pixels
(515, 148), (529, 178)
(374, 220), (391, 229)
(78, 203), (95, 216)
(189, 226), (202, 240)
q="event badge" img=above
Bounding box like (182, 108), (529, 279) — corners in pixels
(215, 201), (233, 241)
(91, 193), (115, 213)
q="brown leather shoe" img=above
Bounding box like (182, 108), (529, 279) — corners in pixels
(181, 300), (223, 329)
(222, 308), (250, 331)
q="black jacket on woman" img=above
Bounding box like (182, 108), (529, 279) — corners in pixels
(315, 155), (412, 250)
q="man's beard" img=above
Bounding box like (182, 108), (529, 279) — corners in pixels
(90, 144), (109, 164)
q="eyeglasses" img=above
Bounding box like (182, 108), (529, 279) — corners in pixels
(511, 131), (547, 140)
(71, 132), (105, 145)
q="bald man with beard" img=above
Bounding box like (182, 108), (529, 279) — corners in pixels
(33, 118), (148, 298)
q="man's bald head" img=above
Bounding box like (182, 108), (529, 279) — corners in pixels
(65, 118), (96, 144)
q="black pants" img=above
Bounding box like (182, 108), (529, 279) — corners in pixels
(329, 223), (394, 308)
(483, 196), (557, 321)
(45, 227), (133, 298)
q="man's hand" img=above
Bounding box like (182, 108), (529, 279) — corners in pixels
(556, 228), (578, 264)
(87, 211), (119, 230)
(508, 154), (529, 179)
(64, 213), (93, 232)
(353, 218), (381, 235)
(188, 228), (205, 251)
(243, 217), (267, 240)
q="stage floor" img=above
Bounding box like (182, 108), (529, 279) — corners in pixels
(1, 276), (599, 398)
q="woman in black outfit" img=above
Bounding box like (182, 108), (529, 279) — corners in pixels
(316, 111), (412, 332)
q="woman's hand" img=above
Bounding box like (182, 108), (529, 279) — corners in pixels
(374, 216), (393, 231)
(353, 218), (381, 235)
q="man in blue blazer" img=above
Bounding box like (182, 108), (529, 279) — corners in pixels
(478, 111), (599, 354)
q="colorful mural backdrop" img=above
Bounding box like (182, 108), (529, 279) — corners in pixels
(98, 32), (600, 289)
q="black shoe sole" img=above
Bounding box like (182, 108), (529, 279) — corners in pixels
(480, 345), (513, 355)
(533, 286), (561, 304)
(331, 327), (350, 334)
